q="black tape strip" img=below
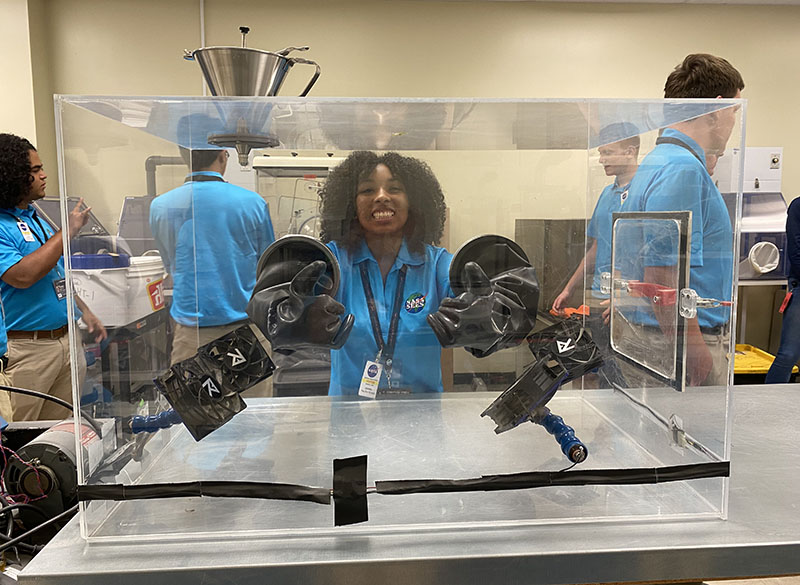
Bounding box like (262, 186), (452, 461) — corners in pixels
(78, 481), (331, 505)
(375, 461), (729, 495)
(200, 481), (330, 503)
(333, 455), (368, 526)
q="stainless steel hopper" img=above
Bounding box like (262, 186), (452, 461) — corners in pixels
(184, 27), (321, 165)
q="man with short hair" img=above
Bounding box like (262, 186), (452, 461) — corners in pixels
(149, 115), (276, 366)
(553, 124), (641, 313)
(0, 133), (107, 420)
(623, 54), (744, 386)
(552, 123), (640, 389)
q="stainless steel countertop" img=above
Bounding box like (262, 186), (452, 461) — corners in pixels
(20, 385), (800, 585)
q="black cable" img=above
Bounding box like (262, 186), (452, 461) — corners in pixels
(0, 541), (41, 555)
(0, 503), (52, 523)
(0, 498), (11, 540)
(78, 481), (332, 505)
(375, 461), (730, 496)
(0, 534), (42, 554)
(0, 504), (77, 555)
(0, 385), (103, 437)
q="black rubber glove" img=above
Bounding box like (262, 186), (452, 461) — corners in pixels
(247, 260), (354, 352)
(427, 262), (536, 356)
(470, 264), (539, 357)
(491, 266), (539, 320)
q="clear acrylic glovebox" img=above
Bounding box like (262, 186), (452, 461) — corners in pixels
(54, 96), (744, 542)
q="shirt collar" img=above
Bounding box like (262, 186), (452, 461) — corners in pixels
(354, 238), (425, 267)
(613, 179), (631, 191)
(661, 128), (706, 162)
(186, 171), (224, 179)
(1, 205), (33, 219)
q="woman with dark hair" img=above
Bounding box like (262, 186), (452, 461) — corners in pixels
(319, 151), (452, 396)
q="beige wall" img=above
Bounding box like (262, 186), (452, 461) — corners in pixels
(10, 0), (800, 202)
(0, 0), (793, 374)
(0, 0), (36, 138)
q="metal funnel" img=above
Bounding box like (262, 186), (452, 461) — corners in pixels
(183, 27), (321, 165)
(187, 46), (320, 98)
(185, 26), (320, 97)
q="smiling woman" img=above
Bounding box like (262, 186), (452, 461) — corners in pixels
(318, 151), (452, 396)
(320, 151), (446, 257)
(355, 164), (410, 243)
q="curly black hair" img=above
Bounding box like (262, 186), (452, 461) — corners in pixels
(319, 151), (447, 255)
(0, 133), (36, 209)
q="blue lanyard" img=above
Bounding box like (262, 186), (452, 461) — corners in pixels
(359, 262), (408, 369)
(656, 136), (705, 167)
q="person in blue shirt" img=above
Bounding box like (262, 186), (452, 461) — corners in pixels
(551, 124), (640, 389)
(0, 133), (106, 421)
(621, 54), (744, 387)
(150, 115), (276, 365)
(553, 124), (640, 312)
(765, 198), (800, 383)
(318, 151), (452, 395)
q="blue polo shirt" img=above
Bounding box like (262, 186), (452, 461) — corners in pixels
(587, 180), (631, 296)
(150, 172), (275, 327)
(327, 239), (452, 396)
(0, 206), (71, 331)
(624, 128), (733, 329)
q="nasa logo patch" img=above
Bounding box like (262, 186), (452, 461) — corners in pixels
(405, 292), (427, 313)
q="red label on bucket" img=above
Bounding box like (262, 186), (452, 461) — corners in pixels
(147, 278), (165, 311)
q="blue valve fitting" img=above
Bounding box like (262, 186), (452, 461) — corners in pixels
(535, 408), (588, 464)
(130, 409), (183, 434)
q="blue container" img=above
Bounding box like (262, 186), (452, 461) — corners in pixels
(71, 253), (131, 269)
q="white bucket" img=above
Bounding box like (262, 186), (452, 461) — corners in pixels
(73, 267), (129, 327)
(73, 254), (165, 328)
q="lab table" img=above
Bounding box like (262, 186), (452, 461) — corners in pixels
(19, 384), (800, 585)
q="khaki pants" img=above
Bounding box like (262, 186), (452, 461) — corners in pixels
(171, 321), (273, 397)
(7, 335), (87, 421)
(0, 366), (12, 423)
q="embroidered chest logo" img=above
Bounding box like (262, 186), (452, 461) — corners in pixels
(404, 292), (427, 313)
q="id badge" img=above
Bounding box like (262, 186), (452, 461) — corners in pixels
(53, 278), (67, 300)
(17, 221), (35, 243)
(358, 360), (383, 399)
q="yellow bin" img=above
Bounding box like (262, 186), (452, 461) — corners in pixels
(733, 344), (798, 384)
